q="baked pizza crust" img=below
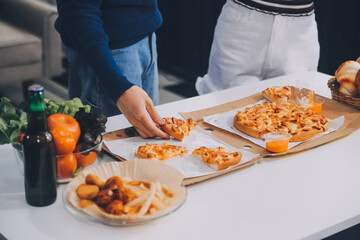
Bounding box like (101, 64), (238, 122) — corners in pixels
(192, 147), (242, 171)
(234, 102), (329, 142)
(136, 142), (188, 161)
(215, 153), (242, 171)
(160, 117), (197, 141)
(160, 124), (186, 141)
(262, 86), (291, 103)
(288, 121), (329, 142)
(262, 90), (278, 103)
(233, 117), (262, 139)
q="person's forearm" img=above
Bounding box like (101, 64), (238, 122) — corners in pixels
(84, 44), (134, 102)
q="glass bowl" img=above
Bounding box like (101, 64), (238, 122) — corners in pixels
(63, 185), (187, 226)
(297, 91), (325, 114)
(63, 160), (186, 226)
(13, 135), (103, 183)
(296, 88), (313, 107)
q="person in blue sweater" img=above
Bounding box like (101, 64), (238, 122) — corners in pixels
(55, 0), (169, 139)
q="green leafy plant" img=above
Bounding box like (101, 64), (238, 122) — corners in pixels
(0, 97), (27, 150)
(45, 98), (91, 118)
(0, 97), (92, 150)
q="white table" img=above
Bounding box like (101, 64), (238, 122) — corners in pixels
(1, 71), (360, 240)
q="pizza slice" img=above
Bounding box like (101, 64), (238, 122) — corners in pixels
(160, 117), (197, 141)
(136, 142), (188, 161)
(262, 86), (292, 103)
(192, 147), (242, 171)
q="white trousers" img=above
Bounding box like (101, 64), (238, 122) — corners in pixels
(196, 0), (320, 95)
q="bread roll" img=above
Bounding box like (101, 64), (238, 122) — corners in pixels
(335, 60), (360, 96)
(356, 69), (360, 96)
(357, 57), (360, 63)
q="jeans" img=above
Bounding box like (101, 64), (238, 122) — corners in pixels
(64, 33), (159, 117)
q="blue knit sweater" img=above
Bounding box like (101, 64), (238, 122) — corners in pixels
(55, 0), (162, 103)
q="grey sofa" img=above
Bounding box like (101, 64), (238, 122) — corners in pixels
(0, 0), (64, 84)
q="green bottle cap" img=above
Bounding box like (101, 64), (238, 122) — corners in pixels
(28, 84), (45, 112)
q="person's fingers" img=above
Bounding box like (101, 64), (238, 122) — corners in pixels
(135, 127), (148, 139)
(133, 112), (167, 138)
(132, 120), (155, 138)
(140, 115), (169, 139)
(143, 100), (169, 138)
(146, 100), (165, 126)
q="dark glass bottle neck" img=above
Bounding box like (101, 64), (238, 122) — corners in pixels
(27, 89), (48, 133)
(27, 111), (48, 133)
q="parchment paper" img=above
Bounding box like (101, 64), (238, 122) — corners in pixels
(203, 100), (345, 150)
(104, 127), (259, 179)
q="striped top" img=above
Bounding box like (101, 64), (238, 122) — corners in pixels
(233, 0), (314, 16)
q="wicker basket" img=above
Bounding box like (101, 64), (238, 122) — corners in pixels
(328, 77), (360, 110)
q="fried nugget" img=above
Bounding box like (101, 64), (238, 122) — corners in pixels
(76, 184), (99, 200)
(104, 176), (123, 190)
(96, 189), (115, 207)
(105, 200), (124, 215)
(79, 199), (95, 209)
(117, 186), (136, 205)
(85, 174), (105, 189)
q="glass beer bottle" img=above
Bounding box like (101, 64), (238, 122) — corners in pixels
(23, 84), (57, 206)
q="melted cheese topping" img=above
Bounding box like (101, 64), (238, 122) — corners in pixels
(265, 86), (292, 102)
(137, 142), (188, 161)
(235, 102), (328, 135)
(192, 147), (241, 166)
(163, 117), (197, 136)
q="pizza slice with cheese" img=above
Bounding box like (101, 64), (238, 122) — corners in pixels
(136, 142), (188, 161)
(192, 147), (242, 171)
(160, 117), (197, 141)
(262, 86), (292, 103)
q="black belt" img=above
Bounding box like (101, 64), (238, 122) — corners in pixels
(233, 0), (315, 16)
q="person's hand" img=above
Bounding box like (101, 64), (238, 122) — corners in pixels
(116, 86), (169, 139)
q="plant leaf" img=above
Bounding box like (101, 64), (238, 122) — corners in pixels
(0, 97), (11, 110)
(2, 108), (18, 123)
(18, 111), (27, 123)
(0, 117), (10, 144)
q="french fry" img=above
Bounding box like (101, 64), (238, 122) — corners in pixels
(125, 193), (148, 208)
(155, 180), (165, 199)
(150, 195), (166, 209)
(137, 182), (156, 216)
(124, 206), (141, 215)
(124, 184), (148, 197)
